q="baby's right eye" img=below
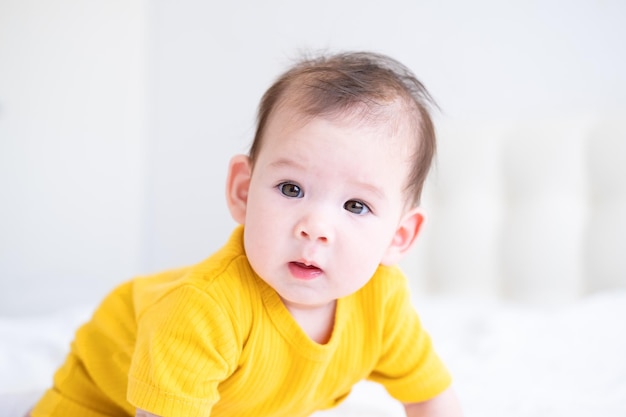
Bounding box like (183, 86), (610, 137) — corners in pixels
(278, 182), (303, 198)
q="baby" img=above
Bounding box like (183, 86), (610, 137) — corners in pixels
(29, 51), (462, 417)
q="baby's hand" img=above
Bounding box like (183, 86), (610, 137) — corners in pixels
(136, 409), (162, 417)
(403, 387), (462, 417)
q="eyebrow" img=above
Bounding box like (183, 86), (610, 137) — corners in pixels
(268, 157), (304, 170)
(355, 180), (386, 201)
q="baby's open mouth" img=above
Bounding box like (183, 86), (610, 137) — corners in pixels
(288, 262), (323, 279)
(293, 262), (319, 269)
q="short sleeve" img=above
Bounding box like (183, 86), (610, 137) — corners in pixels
(127, 285), (240, 417)
(367, 271), (451, 403)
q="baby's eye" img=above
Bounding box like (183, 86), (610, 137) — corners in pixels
(344, 200), (370, 215)
(278, 182), (303, 198)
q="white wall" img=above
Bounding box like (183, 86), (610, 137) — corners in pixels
(1, 0), (625, 314)
(0, 0), (147, 314)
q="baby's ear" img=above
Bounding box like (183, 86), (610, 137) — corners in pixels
(226, 154), (252, 224)
(381, 207), (425, 266)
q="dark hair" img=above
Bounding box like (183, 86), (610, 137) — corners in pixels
(250, 51), (437, 206)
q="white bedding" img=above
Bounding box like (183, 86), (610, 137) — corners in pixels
(1, 291), (625, 417)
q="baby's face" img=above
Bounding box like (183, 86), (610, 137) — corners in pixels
(243, 107), (415, 312)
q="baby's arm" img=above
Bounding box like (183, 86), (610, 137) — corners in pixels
(403, 387), (462, 417)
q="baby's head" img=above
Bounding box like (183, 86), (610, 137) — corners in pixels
(226, 51), (438, 310)
(249, 51), (437, 206)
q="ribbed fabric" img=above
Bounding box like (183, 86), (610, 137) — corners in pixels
(31, 226), (451, 417)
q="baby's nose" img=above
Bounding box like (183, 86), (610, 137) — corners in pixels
(295, 212), (332, 243)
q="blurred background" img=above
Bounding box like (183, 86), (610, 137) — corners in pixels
(1, 0), (625, 315)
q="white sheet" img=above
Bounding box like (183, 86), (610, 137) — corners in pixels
(2, 291), (625, 417)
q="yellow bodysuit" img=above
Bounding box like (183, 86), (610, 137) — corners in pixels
(32, 227), (451, 417)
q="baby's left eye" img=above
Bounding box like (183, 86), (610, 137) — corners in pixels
(344, 200), (370, 215)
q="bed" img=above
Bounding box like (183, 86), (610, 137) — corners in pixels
(2, 116), (625, 416)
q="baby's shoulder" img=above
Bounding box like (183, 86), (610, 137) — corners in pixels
(130, 248), (257, 323)
(363, 264), (410, 295)
(347, 265), (411, 316)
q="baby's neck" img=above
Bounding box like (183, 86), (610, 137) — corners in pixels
(285, 300), (337, 344)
